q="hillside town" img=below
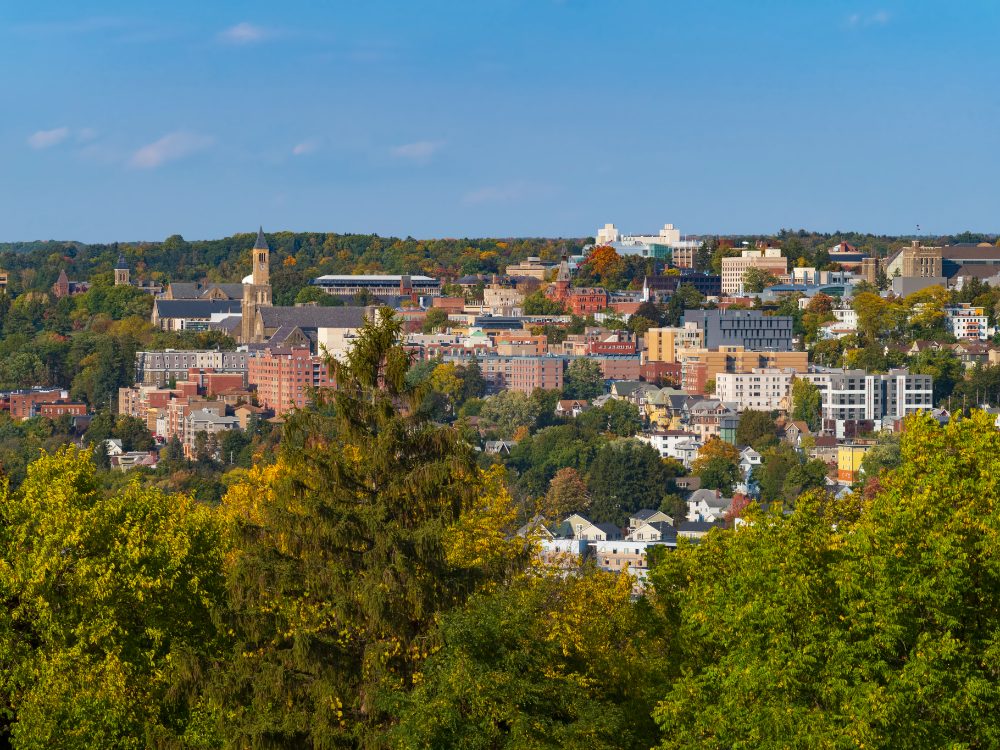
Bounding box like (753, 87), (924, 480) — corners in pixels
(1, 225), (998, 573)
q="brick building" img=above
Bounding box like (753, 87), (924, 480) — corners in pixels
(247, 347), (335, 415)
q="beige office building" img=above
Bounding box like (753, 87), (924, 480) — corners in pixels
(720, 248), (788, 295)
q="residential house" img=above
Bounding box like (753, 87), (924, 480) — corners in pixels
(782, 420), (812, 447)
(484, 440), (517, 455)
(677, 519), (725, 540)
(594, 539), (675, 578)
(555, 399), (590, 419)
(626, 521), (676, 542)
(563, 514), (592, 538)
(686, 488), (731, 523)
(637, 430), (699, 463)
(688, 400), (740, 443)
(627, 509), (674, 533)
(577, 522), (622, 542)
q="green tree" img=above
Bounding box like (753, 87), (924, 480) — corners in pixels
(480, 390), (542, 439)
(909, 347), (963, 403)
(522, 291), (565, 315)
(392, 571), (668, 750)
(650, 412), (1000, 748)
(691, 438), (740, 495)
(588, 439), (672, 523)
(421, 306), (449, 333)
(294, 285), (345, 306)
(791, 377), (823, 431)
(742, 267), (779, 293)
(734, 409), (777, 449)
(563, 358), (604, 400)
(200, 309), (528, 747)
(0, 447), (226, 747)
(858, 431), (901, 484)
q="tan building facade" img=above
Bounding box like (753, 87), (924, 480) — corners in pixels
(720, 249), (788, 295)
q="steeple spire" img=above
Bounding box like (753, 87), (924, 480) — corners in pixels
(254, 226), (269, 250)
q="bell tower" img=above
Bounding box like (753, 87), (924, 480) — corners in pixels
(114, 251), (130, 286)
(241, 226), (273, 344)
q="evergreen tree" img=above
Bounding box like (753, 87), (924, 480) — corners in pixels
(202, 308), (527, 747)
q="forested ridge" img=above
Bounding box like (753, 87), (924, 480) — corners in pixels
(0, 228), (993, 300)
(0, 310), (998, 748)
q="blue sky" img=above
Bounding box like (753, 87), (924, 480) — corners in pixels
(1, 1), (998, 242)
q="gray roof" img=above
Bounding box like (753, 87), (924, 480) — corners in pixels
(592, 522), (621, 535)
(647, 521), (677, 540)
(631, 508), (662, 521)
(254, 226), (269, 250)
(258, 305), (370, 330)
(168, 282), (245, 300)
(115, 252), (129, 270)
(154, 299), (242, 318)
(207, 316), (243, 334)
(678, 520), (724, 532)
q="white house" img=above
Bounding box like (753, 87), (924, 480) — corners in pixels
(686, 488), (731, 523)
(637, 430), (699, 463)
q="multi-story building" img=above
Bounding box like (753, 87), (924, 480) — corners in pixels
(804, 368), (934, 436)
(37, 401), (88, 419)
(885, 241), (943, 278)
(475, 355), (564, 393)
(720, 249), (788, 295)
(688, 400), (740, 443)
(944, 304), (990, 340)
(714, 368), (797, 411)
(594, 222), (699, 262)
(547, 258), (609, 315)
(482, 284), (524, 315)
(183, 407), (241, 458)
(644, 324), (705, 363)
(637, 430), (699, 462)
(135, 350), (249, 387)
(8, 389), (73, 420)
(682, 309), (794, 351)
(310, 274), (440, 300)
(505, 257), (555, 280)
(642, 273), (721, 301)
(678, 348), (809, 394)
(590, 355), (642, 381)
(247, 347), (335, 415)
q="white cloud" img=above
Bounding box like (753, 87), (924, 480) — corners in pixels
(848, 10), (891, 27)
(76, 128), (99, 143)
(292, 139), (320, 156)
(218, 22), (268, 44)
(129, 131), (213, 169)
(391, 140), (444, 163)
(27, 127), (70, 149)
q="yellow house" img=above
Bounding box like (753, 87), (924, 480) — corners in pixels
(837, 441), (874, 483)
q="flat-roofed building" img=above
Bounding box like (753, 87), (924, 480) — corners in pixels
(720, 249), (788, 295)
(714, 367), (797, 411)
(247, 347), (335, 415)
(311, 274), (440, 300)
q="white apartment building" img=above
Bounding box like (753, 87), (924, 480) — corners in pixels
(720, 248), (788, 295)
(803, 368), (934, 434)
(595, 222), (699, 260)
(944, 304), (990, 340)
(714, 368), (796, 411)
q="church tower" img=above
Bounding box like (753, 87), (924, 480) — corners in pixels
(114, 252), (130, 286)
(241, 227), (273, 344)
